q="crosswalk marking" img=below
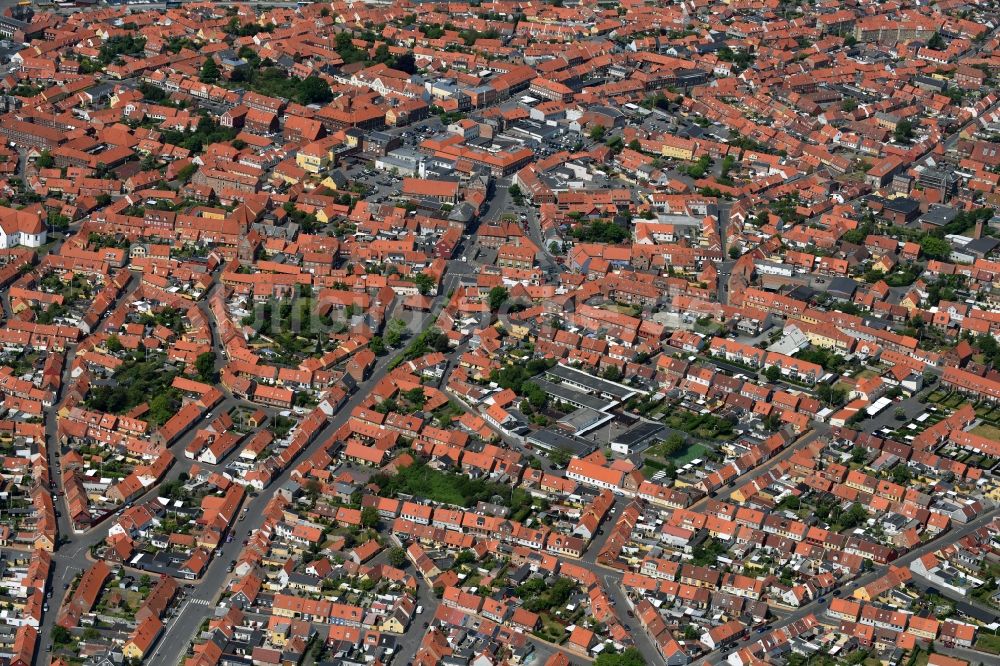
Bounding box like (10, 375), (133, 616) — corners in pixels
(188, 597), (212, 606)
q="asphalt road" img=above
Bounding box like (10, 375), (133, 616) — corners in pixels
(688, 424), (831, 511)
(862, 392), (931, 434)
(390, 573), (440, 665)
(37, 258), (442, 662)
(24, 34), (1000, 661)
(935, 644), (1000, 666)
(146, 281), (446, 666)
(909, 573), (1000, 624)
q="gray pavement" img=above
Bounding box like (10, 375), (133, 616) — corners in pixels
(909, 572), (1000, 624)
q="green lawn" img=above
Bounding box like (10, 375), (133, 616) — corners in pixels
(971, 423), (1000, 441)
(982, 407), (1000, 424)
(671, 441), (709, 465)
(642, 459), (667, 473)
(943, 393), (967, 409)
(976, 633), (1000, 655)
(371, 461), (532, 510)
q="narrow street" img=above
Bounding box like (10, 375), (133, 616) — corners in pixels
(690, 506), (1000, 665)
(147, 280), (447, 666)
(689, 425), (831, 510)
(36, 258), (447, 663)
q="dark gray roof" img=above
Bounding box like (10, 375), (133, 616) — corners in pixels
(920, 205), (959, 226)
(963, 237), (999, 256)
(827, 276), (859, 299)
(611, 420), (665, 447)
(882, 197), (920, 215)
(525, 428), (595, 455)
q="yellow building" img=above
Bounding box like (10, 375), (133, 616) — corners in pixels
(296, 137), (342, 174)
(662, 135), (696, 161)
(507, 323), (531, 339)
(380, 613), (407, 634)
(296, 149), (329, 174)
(123, 617), (162, 660)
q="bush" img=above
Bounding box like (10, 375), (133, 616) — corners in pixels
(571, 220), (628, 244)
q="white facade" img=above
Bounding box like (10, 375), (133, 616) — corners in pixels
(0, 225), (46, 249)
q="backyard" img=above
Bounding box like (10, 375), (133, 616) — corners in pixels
(371, 460), (533, 512)
(976, 633), (1000, 655)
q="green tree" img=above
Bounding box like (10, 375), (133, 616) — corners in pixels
(52, 626), (72, 645)
(893, 119), (915, 144)
(369, 335), (386, 356)
(589, 125), (606, 141)
(36, 150), (54, 169)
(195, 352), (216, 381)
(403, 387), (426, 408)
(200, 57), (220, 83)
(488, 286), (509, 311)
(838, 503), (868, 530)
(106, 334), (123, 353)
(521, 382), (548, 409)
(684, 154), (712, 179)
(361, 506), (378, 528)
(140, 153), (158, 171)
(384, 325), (403, 348)
(393, 52), (417, 74)
(764, 365), (781, 382)
(176, 163), (198, 183)
(817, 383), (847, 407)
(414, 272), (435, 295)
(779, 494), (800, 510)
(595, 648), (645, 666)
(920, 236), (951, 261)
(296, 76), (333, 105)
(571, 219), (628, 244)
(454, 549), (477, 567)
(388, 546), (407, 568)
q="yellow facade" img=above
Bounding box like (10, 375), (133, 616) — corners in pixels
(296, 151), (329, 174)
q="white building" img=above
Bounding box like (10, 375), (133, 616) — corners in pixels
(0, 207), (46, 249)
